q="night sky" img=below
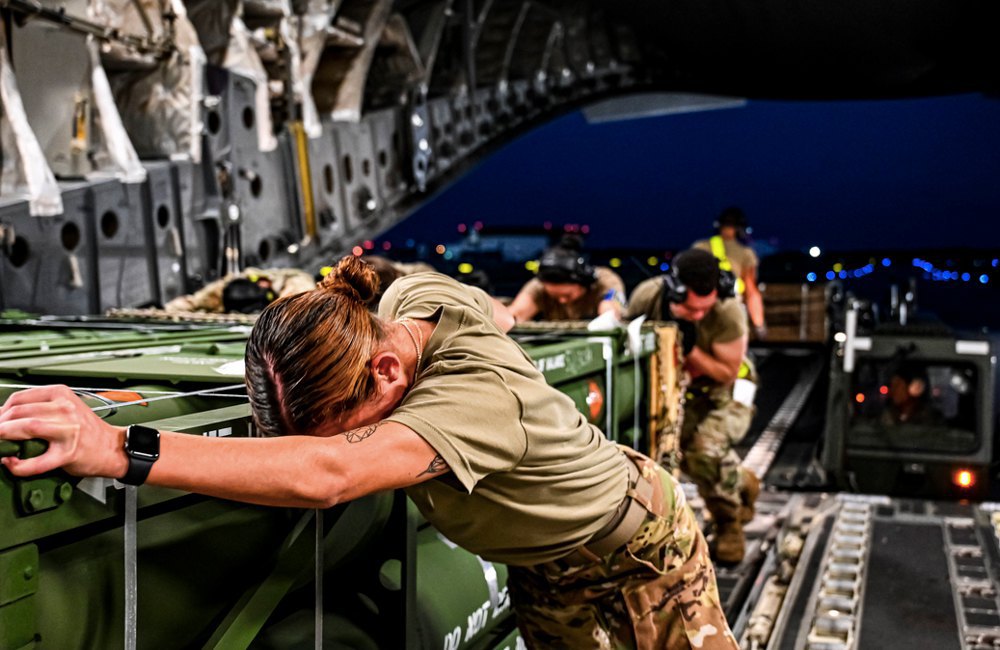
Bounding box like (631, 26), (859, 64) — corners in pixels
(385, 93), (1000, 254)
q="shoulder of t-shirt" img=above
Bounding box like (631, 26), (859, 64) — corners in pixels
(594, 266), (625, 291)
(711, 298), (749, 337)
(382, 272), (488, 319)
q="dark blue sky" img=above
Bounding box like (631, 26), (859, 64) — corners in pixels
(385, 93), (1000, 253)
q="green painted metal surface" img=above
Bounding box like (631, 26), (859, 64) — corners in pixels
(0, 317), (665, 648)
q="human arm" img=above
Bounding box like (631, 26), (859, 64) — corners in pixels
(490, 297), (516, 333)
(742, 267), (766, 332)
(507, 285), (540, 324)
(685, 335), (747, 384)
(0, 385), (448, 509)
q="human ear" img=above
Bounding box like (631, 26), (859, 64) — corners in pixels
(371, 352), (404, 389)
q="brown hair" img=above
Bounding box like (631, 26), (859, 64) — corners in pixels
(245, 256), (385, 436)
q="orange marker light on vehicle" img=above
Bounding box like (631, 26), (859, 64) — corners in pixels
(953, 469), (975, 489)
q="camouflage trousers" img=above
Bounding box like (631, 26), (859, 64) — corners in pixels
(681, 394), (754, 513)
(508, 448), (737, 649)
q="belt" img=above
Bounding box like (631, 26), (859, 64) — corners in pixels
(561, 455), (656, 566)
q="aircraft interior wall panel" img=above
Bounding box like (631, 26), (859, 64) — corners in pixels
(10, 12), (92, 178)
(332, 122), (382, 241)
(142, 161), (187, 305)
(92, 179), (156, 312)
(307, 128), (348, 252)
(0, 185), (99, 314)
(171, 158), (221, 286)
(427, 97), (457, 176)
(368, 108), (409, 208)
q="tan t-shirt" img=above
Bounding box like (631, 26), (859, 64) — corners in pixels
(521, 266), (625, 321)
(625, 280), (754, 390)
(693, 237), (758, 281)
(379, 273), (631, 565)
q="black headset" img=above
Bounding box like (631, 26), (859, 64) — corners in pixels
(537, 247), (597, 286)
(661, 265), (737, 305)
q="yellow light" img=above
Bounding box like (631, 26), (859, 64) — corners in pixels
(435, 244), (446, 255)
(647, 256), (658, 266)
(458, 263), (473, 274)
(525, 260), (540, 272)
(319, 266), (333, 277)
(833, 263), (843, 272)
(954, 469), (975, 489)
(609, 257), (622, 268)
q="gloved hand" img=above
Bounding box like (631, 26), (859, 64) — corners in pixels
(676, 318), (697, 356)
(753, 324), (768, 340)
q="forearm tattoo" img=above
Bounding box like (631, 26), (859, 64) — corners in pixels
(419, 454), (448, 476)
(342, 422), (380, 443)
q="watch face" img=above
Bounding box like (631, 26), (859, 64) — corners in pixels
(127, 425), (160, 460)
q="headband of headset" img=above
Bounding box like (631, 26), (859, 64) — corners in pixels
(537, 247), (597, 286)
(662, 265), (736, 305)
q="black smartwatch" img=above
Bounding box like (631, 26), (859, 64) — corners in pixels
(121, 424), (160, 486)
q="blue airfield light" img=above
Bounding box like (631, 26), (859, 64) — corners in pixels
(826, 271), (836, 280)
(962, 273), (971, 282)
(981, 274), (990, 284)
(838, 271), (848, 279)
(660, 263), (669, 272)
(882, 258), (891, 267)
(405, 238), (416, 248)
(806, 272), (817, 282)
(994, 259), (999, 268)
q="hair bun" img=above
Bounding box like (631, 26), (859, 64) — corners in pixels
(318, 255), (378, 304)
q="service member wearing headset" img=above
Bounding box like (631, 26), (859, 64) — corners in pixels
(625, 248), (760, 565)
(509, 235), (626, 323)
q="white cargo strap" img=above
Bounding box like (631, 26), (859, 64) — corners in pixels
(475, 556), (500, 613)
(124, 485), (138, 650)
(314, 508), (323, 650)
(602, 340), (614, 437)
(627, 317), (647, 450)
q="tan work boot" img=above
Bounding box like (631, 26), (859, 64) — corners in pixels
(740, 469), (760, 523)
(714, 518), (745, 565)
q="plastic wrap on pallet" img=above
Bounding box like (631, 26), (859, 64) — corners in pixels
(283, 1), (337, 138)
(223, 17), (278, 152)
(0, 17), (63, 216)
(94, 0), (206, 162)
(87, 40), (147, 184)
(185, 0), (241, 66)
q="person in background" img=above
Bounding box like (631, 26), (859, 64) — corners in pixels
(1, 256), (736, 649)
(508, 234), (626, 323)
(693, 207), (766, 339)
(625, 249), (760, 565)
(165, 268), (315, 314)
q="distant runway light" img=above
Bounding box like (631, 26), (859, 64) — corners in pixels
(980, 275), (989, 284)
(833, 263), (843, 272)
(458, 263), (473, 274)
(806, 272), (817, 282)
(993, 259), (999, 267)
(457, 223), (467, 233)
(855, 393), (865, 404)
(834, 332), (847, 343)
(609, 257), (622, 268)
(352, 246), (363, 256)
(962, 273), (971, 282)
(882, 258), (891, 267)
(826, 271), (835, 280)
(435, 244), (446, 254)
(809, 246), (821, 258)
(660, 263), (670, 272)
(838, 271), (847, 279)
(647, 256), (658, 266)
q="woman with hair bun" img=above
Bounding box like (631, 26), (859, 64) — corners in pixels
(0, 256), (735, 649)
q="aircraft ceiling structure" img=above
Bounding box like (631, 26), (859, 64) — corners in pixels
(0, 0), (995, 314)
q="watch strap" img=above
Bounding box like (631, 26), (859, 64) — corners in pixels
(121, 455), (155, 486)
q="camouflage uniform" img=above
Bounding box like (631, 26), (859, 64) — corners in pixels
(164, 267), (315, 313)
(508, 447), (737, 650)
(681, 381), (755, 516)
